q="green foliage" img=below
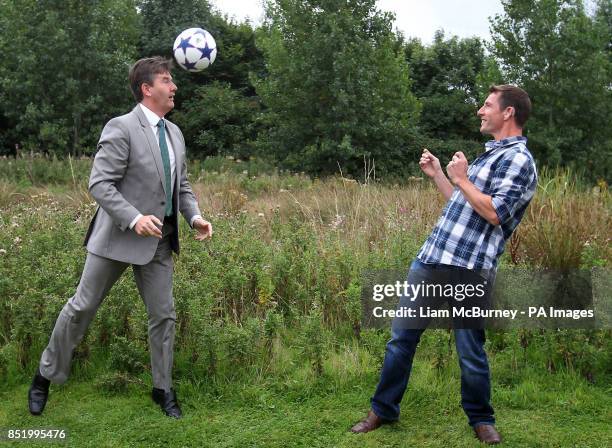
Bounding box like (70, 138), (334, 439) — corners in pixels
(94, 371), (144, 394)
(0, 160), (609, 387)
(222, 319), (264, 372)
(298, 306), (329, 377)
(138, 0), (263, 93)
(172, 82), (262, 159)
(138, 0), (265, 160)
(404, 31), (488, 141)
(193, 155), (277, 177)
(490, 0), (612, 181)
(359, 328), (388, 365)
(430, 329), (453, 371)
(0, 172), (610, 446)
(0, 343), (9, 380)
(0, 0), (263, 161)
(263, 310), (283, 356)
(515, 167), (611, 270)
(0, 0), (141, 156)
(138, 0), (217, 109)
(138, 0), (215, 59)
(343, 281), (362, 339)
(255, 0), (421, 177)
(0, 155), (92, 187)
(0, 0), (608, 184)
(109, 336), (147, 375)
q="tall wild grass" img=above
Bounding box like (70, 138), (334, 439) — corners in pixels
(0, 157), (609, 388)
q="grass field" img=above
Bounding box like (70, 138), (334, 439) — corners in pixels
(0, 156), (610, 446)
(2, 342), (611, 448)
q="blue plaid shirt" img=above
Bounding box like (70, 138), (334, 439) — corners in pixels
(417, 136), (537, 272)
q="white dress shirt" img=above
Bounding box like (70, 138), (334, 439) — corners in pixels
(129, 103), (202, 230)
(139, 103), (176, 182)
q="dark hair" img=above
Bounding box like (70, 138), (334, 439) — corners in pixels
(128, 57), (174, 102)
(489, 84), (531, 127)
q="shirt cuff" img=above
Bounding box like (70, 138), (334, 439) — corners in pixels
(129, 213), (143, 230)
(190, 215), (203, 228)
(491, 197), (510, 225)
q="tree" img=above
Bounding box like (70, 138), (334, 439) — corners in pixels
(138, 0), (214, 104)
(404, 31), (491, 141)
(137, 0), (265, 157)
(0, 0), (141, 156)
(138, 0), (263, 98)
(171, 82), (261, 158)
(254, 0), (421, 177)
(594, 0), (612, 54)
(489, 0), (612, 179)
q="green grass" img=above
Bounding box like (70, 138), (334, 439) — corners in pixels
(0, 368), (612, 447)
(1, 346), (610, 448)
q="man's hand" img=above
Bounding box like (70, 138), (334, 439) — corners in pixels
(446, 151), (469, 185)
(134, 215), (163, 239)
(419, 148), (442, 178)
(193, 218), (213, 241)
(420, 148), (454, 200)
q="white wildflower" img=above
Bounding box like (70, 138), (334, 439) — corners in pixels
(330, 214), (345, 230)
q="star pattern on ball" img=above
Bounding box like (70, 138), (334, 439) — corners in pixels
(175, 37), (194, 57)
(173, 28), (216, 72)
(199, 42), (215, 61)
(183, 60), (198, 71)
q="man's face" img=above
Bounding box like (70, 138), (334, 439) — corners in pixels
(477, 92), (508, 137)
(143, 71), (177, 115)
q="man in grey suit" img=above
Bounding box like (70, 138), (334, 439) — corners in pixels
(28, 57), (212, 419)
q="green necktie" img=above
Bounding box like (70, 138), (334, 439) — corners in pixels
(157, 119), (173, 216)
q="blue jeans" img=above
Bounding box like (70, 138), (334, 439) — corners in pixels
(370, 260), (495, 427)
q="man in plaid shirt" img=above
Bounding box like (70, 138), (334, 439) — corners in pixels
(351, 85), (537, 444)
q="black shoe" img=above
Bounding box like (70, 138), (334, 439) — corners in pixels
(28, 370), (50, 416)
(152, 387), (182, 419)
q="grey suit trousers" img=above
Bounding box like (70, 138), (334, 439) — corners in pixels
(39, 221), (176, 391)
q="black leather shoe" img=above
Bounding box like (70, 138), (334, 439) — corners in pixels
(152, 388), (182, 419)
(28, 370), (50, 416)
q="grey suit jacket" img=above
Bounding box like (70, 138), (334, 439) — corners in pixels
(83, 105), (201, 265)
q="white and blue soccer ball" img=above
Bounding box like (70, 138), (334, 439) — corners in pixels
(173, 28), (217, 72)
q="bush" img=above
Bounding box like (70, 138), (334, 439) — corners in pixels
(172, 82), (262, 160)
(109, 336), (147, 375)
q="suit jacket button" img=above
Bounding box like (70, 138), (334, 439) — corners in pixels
(161, 201), (165, 205)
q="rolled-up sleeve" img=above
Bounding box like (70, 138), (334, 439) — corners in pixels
(490, 152), (537, 225)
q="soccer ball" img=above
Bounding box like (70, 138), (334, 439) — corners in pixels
(173, 28), (217, 72)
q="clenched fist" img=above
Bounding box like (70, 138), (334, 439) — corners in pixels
(446, 151), (469, 185)
(419, 148), (442, 178)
